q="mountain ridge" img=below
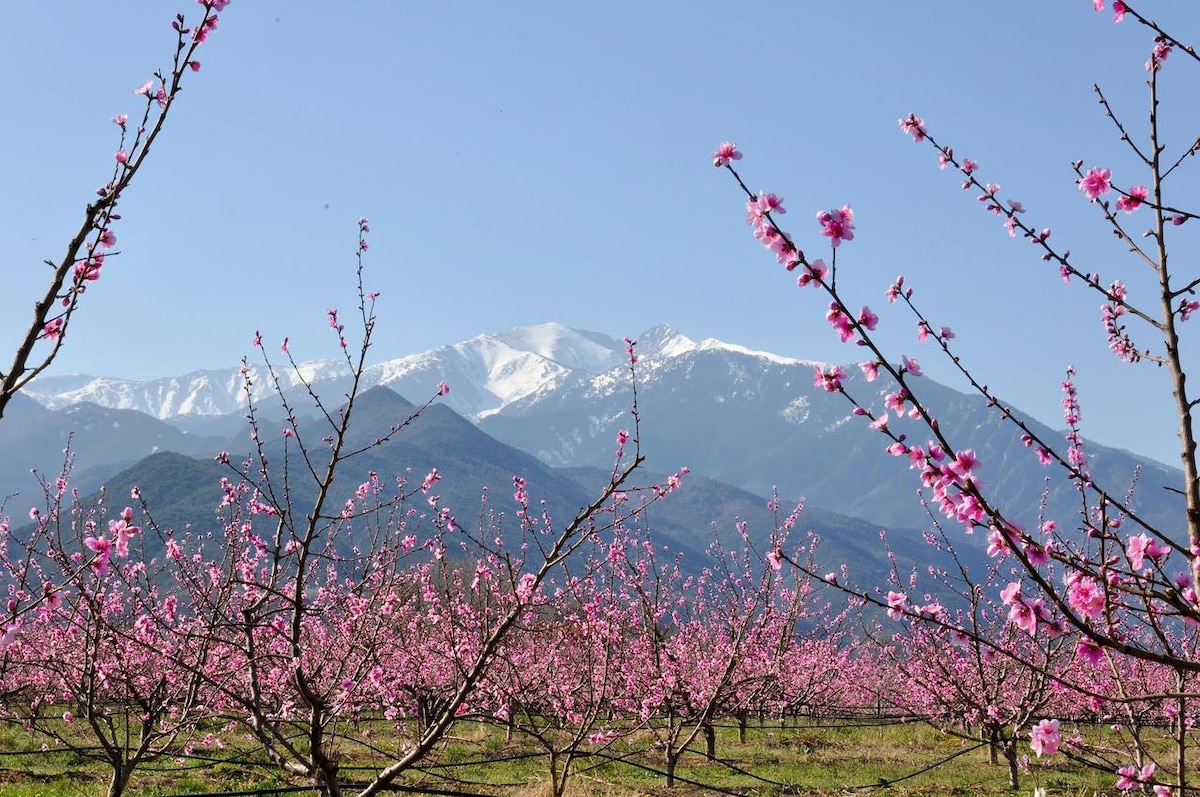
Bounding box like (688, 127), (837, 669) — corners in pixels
(14, 322), (1183, 536)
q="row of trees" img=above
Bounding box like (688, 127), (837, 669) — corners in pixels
(7, 469), (1200, 797)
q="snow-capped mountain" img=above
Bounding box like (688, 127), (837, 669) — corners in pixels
(23, 322), (811, 424)
(19, 321), (1182, 534)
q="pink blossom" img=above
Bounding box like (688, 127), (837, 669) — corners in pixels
(438, 380), (450, 395)
(515, 572), (538, 603)
(795, 259), (827, 288)
(883, 390), (908, 414)
(1117, 185), (1148, 213)
(108, 507), (140, 558)
(1077, 637), (1105, 665)
(1147, 41), (1171, 72)
(115, 149), (129, 164)
(766, 549), (783, 571)
(588, 729), (617, 746)
(817, 205), (855, 248)
(898, 113), (926, 142)
(747, 192), (786, 223)
(826, 303), (856, 342)
(1009, 600), (1038, 633)
(194, 14), (220, 42)
(886, 590), (907, 619)
(712, 141), (742, 168)
(1095, 1), (1127, 23)
(901, 356), (922, 377)
(1127, 533), (1170, 571)
(40, 318), (63, 341)
(112, 113), (128, 126)
(859, 361), (879, 382)
(813, 365), (844, 392)
(133, 80), (154, 96)
(1029, 719), (1061, 757)
(84, 535), (113, 573)
(1116, 763), (1156, 792)
(1066, 574), (1105, 619)
(1079, 167), (1112, 201)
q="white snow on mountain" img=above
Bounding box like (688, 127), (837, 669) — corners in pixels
(24, 322), (815, 423)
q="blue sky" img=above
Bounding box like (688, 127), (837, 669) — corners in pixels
(3, 1), (1199, 468)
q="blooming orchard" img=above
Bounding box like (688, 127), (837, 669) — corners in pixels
(716, 2), (1200, 794)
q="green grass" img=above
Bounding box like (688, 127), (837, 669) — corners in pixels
(0, 716), (1141, 796)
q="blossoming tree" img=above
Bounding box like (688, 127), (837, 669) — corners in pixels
(716, 3), (1200, 793)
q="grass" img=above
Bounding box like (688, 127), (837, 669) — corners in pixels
(0, 715), (1140, 796)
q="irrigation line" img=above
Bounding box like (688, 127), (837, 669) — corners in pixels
(155, 779), (504, 797)
(154, 787), (312, 797)
(843, 740), (989, 792)
(404, 766), (527, 790)
(340, 782), (500, 797)
(569, 735), (989, 795)
(337, 749), (544, 771)
(584, 750), (748, 796)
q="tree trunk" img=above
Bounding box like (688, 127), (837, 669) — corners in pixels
(106, 760), (131, 797)
(737, 712), (747, 744)
(548, 751), (561, 797)
(703, 721), (716, 760)
(665, 749), (678, 788)
(315, 762), (341, 797)
(1004, 741), (1019, 791)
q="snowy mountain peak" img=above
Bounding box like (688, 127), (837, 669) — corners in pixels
(490, 323), (623, 374)
(24, 322), (820, 423)
(693, 338), (814, 366)
(636, 323), (696, 358)
(634, 324), (813, 367)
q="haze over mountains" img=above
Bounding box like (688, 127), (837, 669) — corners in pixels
(9, 322), (1184, 578)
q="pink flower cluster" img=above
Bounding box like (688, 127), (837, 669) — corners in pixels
(1079, 167), (1112, 201)
(1127, 533), (1170, 571)
(1093, 0), (1127, 23)
(711, 141), (742, 168)
(1147, 38), (1172, 72)
(813, 365), (844, 392)
(83, 507), (141, 574)
(899, 113), (926, 142)
(1117, 185), (1148, 213)
(1029, 718), (1061, 757)
(816, 205), (855, 248)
